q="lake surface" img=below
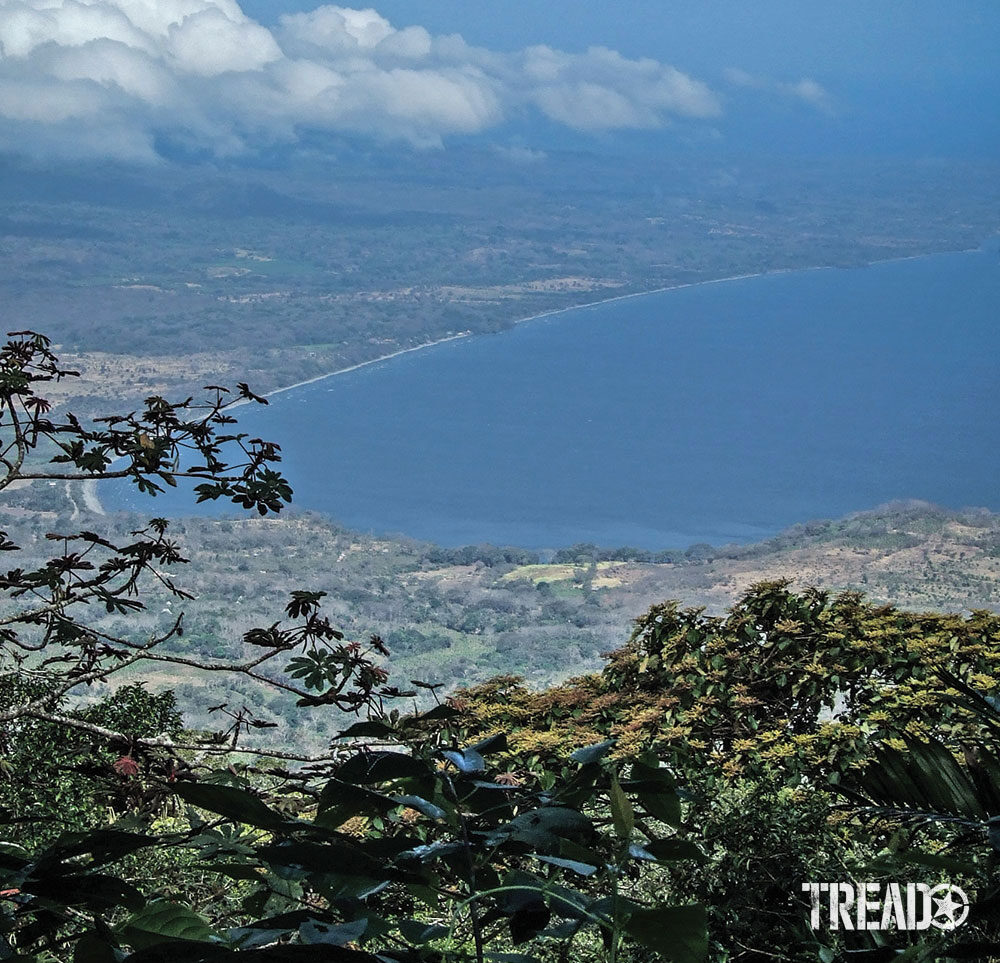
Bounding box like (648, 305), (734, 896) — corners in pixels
(103, 245), (1000, 549)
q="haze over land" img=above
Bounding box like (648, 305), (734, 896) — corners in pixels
(2, 2), (997, 394)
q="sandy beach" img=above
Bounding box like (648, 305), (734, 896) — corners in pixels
(231, 331), (473, 407)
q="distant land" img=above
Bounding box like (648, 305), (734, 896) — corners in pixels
(4, 145), (999, 745)
(3, 148), (999, 411)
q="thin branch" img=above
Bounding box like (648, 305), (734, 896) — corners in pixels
(27, 711), (340, 764)
(0, 401), (27, 493)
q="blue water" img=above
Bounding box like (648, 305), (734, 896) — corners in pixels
(103, 246), (1000, 549)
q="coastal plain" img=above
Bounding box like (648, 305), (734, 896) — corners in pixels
(3, 483), (998, 747)
(4, 148), (998, 411)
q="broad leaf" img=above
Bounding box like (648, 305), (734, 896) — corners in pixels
(624, 904), (707, 963)
(335, 752), (432, 786)
(534, 855), (598, 876)
(609, 777), (634, 841)
(121, 900), (222, 950)
(299, 918), (367, 945)
(333, 721), (396, 740)
(441, 748), (486, 774)
(570, 740), (616, 765)
(173, 783), (289, 831)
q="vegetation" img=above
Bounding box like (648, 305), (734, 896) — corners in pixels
(4, 333), (1000, 962)
(3, 486), (998, 748)
(0, 332), (706, 962)
(4, 148), (999, 408)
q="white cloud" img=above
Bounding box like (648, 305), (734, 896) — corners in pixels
(724, 67), (835, 113)
(0, 0), (722, 159)
(521, 45), (720, 131)
(167, 7), (281, 75)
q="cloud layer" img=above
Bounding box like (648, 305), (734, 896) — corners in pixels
(0, 0), (721, 159)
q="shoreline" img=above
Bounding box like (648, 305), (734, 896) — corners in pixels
(508, 271), (761, 329)
(242, 243), (984, 404)
(239, 331), (474, 405)
(506, 243), (983, 330)
(80, 332), (474, 513)
(81, 243), (983, 518)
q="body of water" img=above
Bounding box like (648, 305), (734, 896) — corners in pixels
(103, 245), (1000, 549)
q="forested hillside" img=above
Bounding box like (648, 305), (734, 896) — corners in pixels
(5, 469), (999, 744)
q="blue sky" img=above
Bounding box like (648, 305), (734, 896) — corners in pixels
(0, 0), (995, 161)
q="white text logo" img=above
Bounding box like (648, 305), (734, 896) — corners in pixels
(802, 882), (969, 931)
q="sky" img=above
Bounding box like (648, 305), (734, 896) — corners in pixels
(0, 0), (997, 163)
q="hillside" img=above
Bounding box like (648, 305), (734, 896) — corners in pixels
(3, 483), (998, 744)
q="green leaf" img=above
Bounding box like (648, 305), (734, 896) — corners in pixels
(333, 721), (395, 740)
(609, 777), (634, 841)
(73, 933), (122, 963)
(411, 703), (462, 723)
(255, 841), (384, 882)
(28, 873), (144, 913)
(316, 779), (397, 827)
(493, 807), (595, 853)
(441, 748), (486, 773)
(299, 919), (367, 946)
(625, 761), (681, 827)
(172, 783), (288, 830)
(121, 900), (222, 950)
(509, 899), (550, 946)
(392, 795), (448, 821)
(857, 738), (985, 819)
(397, 919), (449, 945)
(43, 830), (156, 867)
(472, 732), (509, 755)
(534, 854), (598, 876)
(335, 752), (432, 786)
(558, 839), (605, 869)
(640, 838), (706, 863)
(570, 740), (616, 765)
(624, 904), (707, 963)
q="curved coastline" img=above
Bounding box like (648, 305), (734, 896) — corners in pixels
(237, 244), (984, 404)
(508, 244), (981, 330)
(249, 331), (474, 404)
(82, 244), (984, 519)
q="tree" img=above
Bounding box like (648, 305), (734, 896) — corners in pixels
(0, 331), (707, 963)
(831, 669), (1000, 960)
(0, 330), (394, 756)
(452, 581), (1000, 784)
(448, 585), (1000, 959)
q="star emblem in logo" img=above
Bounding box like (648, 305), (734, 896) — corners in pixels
(929, 884), (970, 930)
